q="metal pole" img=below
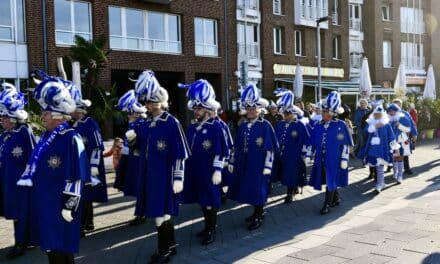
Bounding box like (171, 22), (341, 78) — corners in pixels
(224, 0), (230, 110)
(317, 22), (322, 108)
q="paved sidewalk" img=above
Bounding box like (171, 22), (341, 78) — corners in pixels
(0, 141), (439, 263)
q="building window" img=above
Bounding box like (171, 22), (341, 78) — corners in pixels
(295, 30), (304, 56)
(383, 40), (392, 68)
(400, 7), (424, 34)
(349, 4), (362, 32)
(55, 0), (92, 46)
(273, 27), (284, 54)
(382, 5), (390, 21)
(332, 35), (341, 60)
(298, 0), (328, 22)
(332, 0), (340, 25)
(108, 6), (181, 54)
(195, 18), (218, 57)
(273, 0), (282, 15)
(237, 23), (260, 59)
(238, 0), (258, 10)
(0, 0), (26, 42)
(401, 42), (424, 70)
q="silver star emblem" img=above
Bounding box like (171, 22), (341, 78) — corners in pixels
(12, 146), (24, 158)
(202, 140), (212, 150)
(150, 121), (157, 128)
(157, 140), (167, 151)
(256, 137), (264, 147)
(337, 133), (345, 140)
(48, 156), (62, 169)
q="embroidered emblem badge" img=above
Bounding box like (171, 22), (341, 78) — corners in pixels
(157, 140), (167, 151)
(150, 121), (157, 128)
(337, 133), (345, 140)
(202, 140), (212, 150)
(48, 156), (62, 169)
(256, 137), (264, 146)
(12, 146), (24, 158)
(291, 131), (298, 138)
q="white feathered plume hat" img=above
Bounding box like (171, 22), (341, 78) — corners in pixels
(0, 82), (29, 120)
(178, 79), (221, 111)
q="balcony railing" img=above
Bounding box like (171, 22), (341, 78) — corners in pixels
(402, 56), (425, 70)
(238, 43), (259, 59)
(349, 18), (362, 32)
(350, 54), (363, 68)
(300, 4), (327, 21)
(110, 36), (182, 54)
(401, 21), (425, 34)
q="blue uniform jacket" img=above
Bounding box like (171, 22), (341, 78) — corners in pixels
(73, 116), (108, 203)
(363, 118), (397, 166)
(28, 126), (88, 253)
(135, 112), (190, 218)
(309, 119), (353, 191)
(227, 117), (278, 206)
(181, 118), (228, 208)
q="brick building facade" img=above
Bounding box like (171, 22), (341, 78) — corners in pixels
(25, 0), (238, 122)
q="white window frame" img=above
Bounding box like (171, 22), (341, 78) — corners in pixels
(194, 17), (218, 57)
(108, 6), (182, 54)
(55, 0), (93, 46)
(273, 0), (282, 15)
(382, 5), (390, 21)
(237, 22), (260, 59)
(0, 0), (13, 41)
(383, 40), (392, 68)
(332, 0), (339, 25)
(295, 30), (302, 56)
(273, 27), (283, 55)
(332, 36), (340, 60)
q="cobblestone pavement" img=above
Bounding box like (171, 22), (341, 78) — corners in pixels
(1, 141), (439, 264)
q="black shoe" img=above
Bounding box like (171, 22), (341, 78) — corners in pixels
(129, 216), (146, 226)
(245, 211), (265, 223)
(201, 230), (216, 245)
(149, 250), (170, 264)
(284, 195), (293, 204)
(248, 217), (263, 230)
(320, 204), (330, 215)
(85, 224), (95, 231)
(330, 190), (340, 208)
(6, 245), (25, 259)
(80, 229), (86, 238)
(320, 190), (333, 215)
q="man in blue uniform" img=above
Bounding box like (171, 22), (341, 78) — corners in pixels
(227, 84), (278, 230)
(272, 89), (310, 203)
(67, 81), (108, 236)
(363, 104), (400, 193)
(116, 89), (147, 225)
(0, 83), (36, 259)
(392, 99), (417, 175)
(17, 74), (89, 264)
(130, 70), (190, 263)
(308, 91), (353, 215)
(179, 79), (228, 245)
(387, 103), (412, 184)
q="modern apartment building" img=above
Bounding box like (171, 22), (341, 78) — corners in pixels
(363, 0), (431, 92)
(24, 0), (237, 121)
(260, 0), (350, 100)
(0, 0), (27, 89)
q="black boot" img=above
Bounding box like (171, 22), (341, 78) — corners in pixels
(129, 216), (146, 226)
(149, 223), (170, 264)
(196, 208), (208, 238)
(201, 209), (216, 245)
(245, 208), (266, 223)
(330, 189), (340, 207)
(284, 187), (294, 204)
(320, 190), (333, 215)
(6, 244), (25, 259)
(368, 166), (375, 180)
(166, 220), (177, 256)
(248, 206), (264, 230)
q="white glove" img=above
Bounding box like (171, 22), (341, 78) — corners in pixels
(90, 176), (101, 187)
(125, 129), (137, 142)
(61, 209), (73, 222)
(212, 170), (222, 185)
(304, 157), (311, 164)
(228, 164), (234, 174)
(263, 168), (271, 175)
(173, 181), (183, 194)
(222, 186), (229, 193)
(340, 160), (348, 170)
(91, 167), (99, 176)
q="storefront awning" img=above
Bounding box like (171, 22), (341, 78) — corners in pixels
(275, 78), (396, 96)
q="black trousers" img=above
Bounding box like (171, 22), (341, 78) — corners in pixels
(81, 201), (94, 228)
(404, 156), (411, 172)
(47, 251), (74, 264)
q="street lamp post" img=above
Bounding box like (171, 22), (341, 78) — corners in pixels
(316, 16), (329, 106)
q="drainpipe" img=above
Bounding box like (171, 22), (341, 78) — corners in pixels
(42, 0), (48, 72)
(224, 0), (230, 110)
